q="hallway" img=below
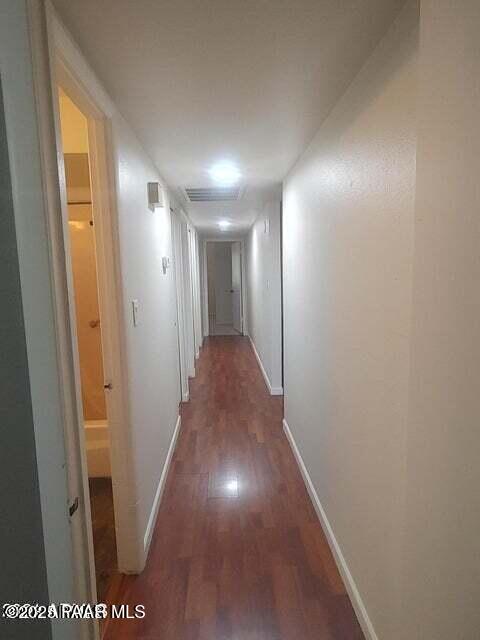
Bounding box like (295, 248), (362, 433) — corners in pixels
(105, 337), (363, 640)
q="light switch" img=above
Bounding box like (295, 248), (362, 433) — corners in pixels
(132, 299), (140, 327)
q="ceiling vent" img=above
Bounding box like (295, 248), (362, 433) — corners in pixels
(183, 186), (242, 202)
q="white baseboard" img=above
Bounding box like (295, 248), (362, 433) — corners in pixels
(282, 418), (378, 640)
(143, 414), (181, 554)
(248, 336), (283, 396)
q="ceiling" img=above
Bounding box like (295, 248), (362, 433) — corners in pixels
(52, 0), (405, 236)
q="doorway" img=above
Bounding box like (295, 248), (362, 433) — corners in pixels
(58, 89), (118, 603)
(206, 241), (243, 336)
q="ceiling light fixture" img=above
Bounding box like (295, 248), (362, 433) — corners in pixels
(209, 162), (241, 187)
(218, 220), (231, 230)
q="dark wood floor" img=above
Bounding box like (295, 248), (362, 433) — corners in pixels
(89, 477), (118, 603)
(104, 336), (364, 640)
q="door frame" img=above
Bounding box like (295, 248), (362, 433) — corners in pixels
(33, 3), (139, 629)
(230, 240), (243, 334)
(171, 208), (190, 401)
(202, 238), (247, 336)
(188, 225), (203, 358)
(51, 37), (137, 572)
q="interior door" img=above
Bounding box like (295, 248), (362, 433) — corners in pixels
(231, 241), (242, 333)
(214, 243), (233, 325)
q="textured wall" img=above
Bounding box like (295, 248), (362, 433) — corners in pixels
(283, 3), (418, 637)
(245, 195), (283, 393)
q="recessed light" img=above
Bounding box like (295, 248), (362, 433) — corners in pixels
(209, 162), (241, 186)
(218, 220), (231, 230)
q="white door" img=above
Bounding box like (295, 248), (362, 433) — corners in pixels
(231, 241), (242, 333)
(214, 243), (233, 325)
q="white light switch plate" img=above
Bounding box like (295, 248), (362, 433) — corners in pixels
(132, 299), (140, 327)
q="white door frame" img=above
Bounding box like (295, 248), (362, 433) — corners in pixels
(5, 3), (82, 638)
(34, 3), (140, 628)
(202, 238), (247, 336)
(52, 46), (138, 570)
(171, 208), (190, 401)
(182, 220), (196, 378)
(188, 225), (203, 358)
(231, 241), (243, 333)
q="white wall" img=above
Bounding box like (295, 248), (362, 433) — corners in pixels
(401, 1), (480, 637)
(245, 194), (283, 394)
(50, 8), (181, 570)
(282, 3), (418, 638)
(113, 122), (180, 556)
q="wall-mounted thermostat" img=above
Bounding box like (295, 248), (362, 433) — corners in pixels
(147, 182), (164, 211)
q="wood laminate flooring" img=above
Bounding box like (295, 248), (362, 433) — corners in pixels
(104, 336), (364, 640)
(89, 477), (117, 603)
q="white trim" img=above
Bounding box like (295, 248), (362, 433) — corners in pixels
(201, 239), (210, 337)
(241, 239), (248, 336)
(249, 336), (283, 396)
(187, 225), (202, 361)
(143, 414), (182, 554)
(181, 217), (195, 379)
(4, 4), (81, 638)
(45, 1), (142, 582)
(171, 208), (190, 403)
(202, 239), (211, 335)
(282, 418), (378, 640)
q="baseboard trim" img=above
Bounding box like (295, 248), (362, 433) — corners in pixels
(248, 336), (283, 396)
(143, 414), (181, 553)
(282, 418), (378, 640)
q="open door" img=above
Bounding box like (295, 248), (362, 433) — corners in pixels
(231, 241), (242, 334)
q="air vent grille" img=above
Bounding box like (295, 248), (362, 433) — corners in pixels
(184, 187), (241, 202)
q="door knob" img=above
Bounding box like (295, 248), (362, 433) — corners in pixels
(104, 382), (113, 390)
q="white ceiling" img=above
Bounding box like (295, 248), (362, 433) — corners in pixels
(52, 0), (405, 236)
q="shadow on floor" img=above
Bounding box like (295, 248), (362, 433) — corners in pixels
(88, 477), (118, 602)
